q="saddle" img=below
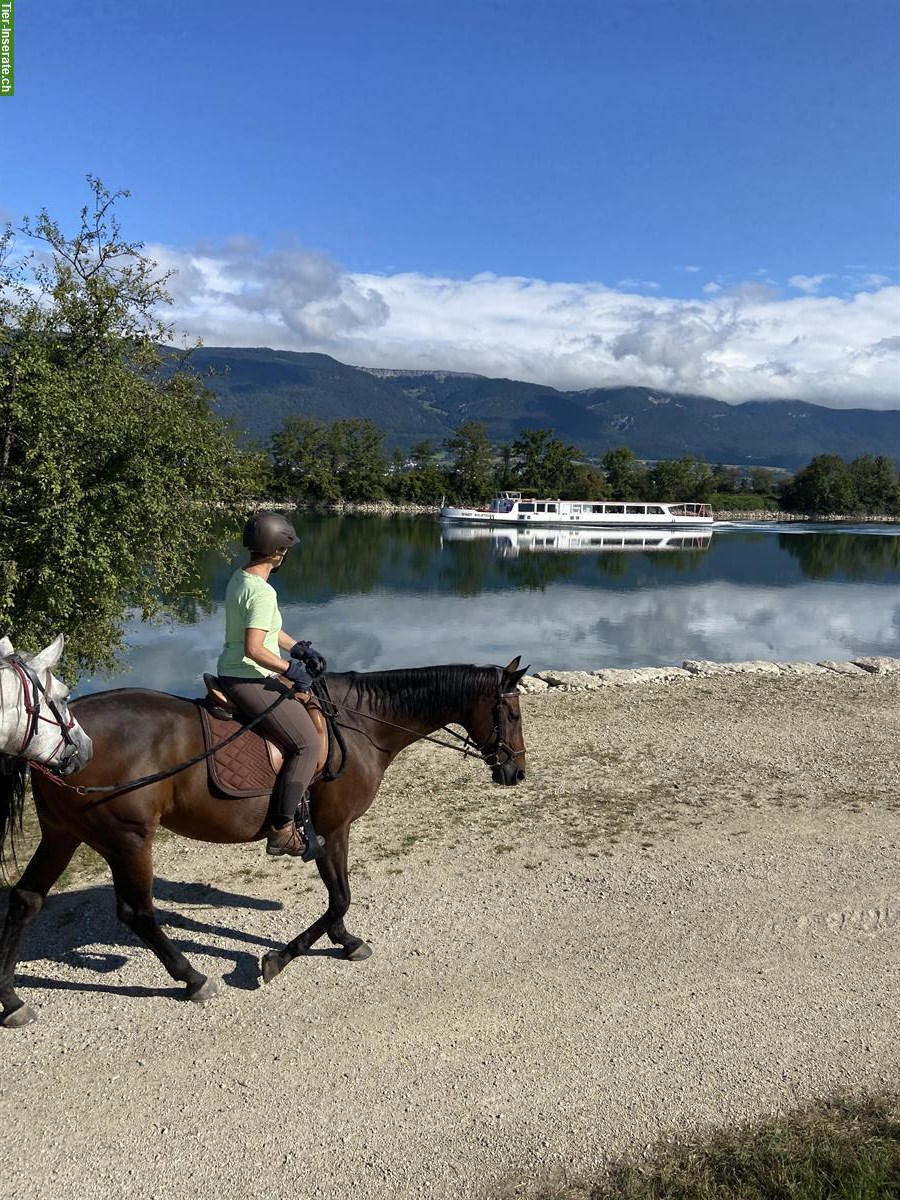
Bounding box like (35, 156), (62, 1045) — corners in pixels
(198, 674), (329, 800)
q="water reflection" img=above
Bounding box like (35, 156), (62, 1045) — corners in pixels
(440, 525), (713, 555)
(76, 518), (900, 697)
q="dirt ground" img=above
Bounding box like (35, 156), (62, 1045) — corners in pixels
(2, 671), (899, 1199)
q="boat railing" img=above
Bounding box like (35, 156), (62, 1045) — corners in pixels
(667, 502), (711, 517)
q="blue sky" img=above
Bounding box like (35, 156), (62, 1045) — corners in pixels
(4, 0), (899, 405)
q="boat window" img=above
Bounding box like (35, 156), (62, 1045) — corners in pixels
(546, 504), (557, 513)
(571, 504), (582, 513)
(605, 504), (624, 514)
(625, 505), (646, 514)
(535, 503), (546, 512)
(519, 503), (535, 512)
(646, 505), (665, 514)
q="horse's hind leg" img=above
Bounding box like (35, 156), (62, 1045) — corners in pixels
(104, 837), (218, 1006)
(0, 831), (81, 1028)
(261, 824), (371, 984)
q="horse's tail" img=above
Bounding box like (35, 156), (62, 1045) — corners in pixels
(0, 758), (28, 880)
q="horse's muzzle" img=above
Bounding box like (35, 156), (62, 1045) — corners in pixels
(57, 731), (94, 777)
(492, 760), (526, 786)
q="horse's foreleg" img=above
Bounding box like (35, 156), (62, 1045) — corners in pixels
(0, 831), (81, 1028)
(261, 823), (371, 984)
(322, 831), (372, 962)
(105, 835), (218, 1006)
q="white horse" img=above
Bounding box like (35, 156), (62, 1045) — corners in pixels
(0, 634), (93, 776)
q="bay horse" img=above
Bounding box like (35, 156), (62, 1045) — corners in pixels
(0, 637), (528, 1028)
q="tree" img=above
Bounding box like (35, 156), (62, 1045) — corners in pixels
(328, 419), (387, 500)
(648, 455), (714, 502)
(271, 416), (340, 502)
(0, 179), (263, 673)
(601, 446), (642, 498)
(406, 439), (447, 503)
(749, 467), (777, 496)
(849, 455), (900, 513)
(511, 428), (580, 497)
(444, 421), (495, 503)
(780, 455), (858, 514)
(711, 463), (741, 494)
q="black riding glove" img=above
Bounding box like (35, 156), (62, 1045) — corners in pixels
(290, 640), (327, 676)
(285, 659), (313, 690)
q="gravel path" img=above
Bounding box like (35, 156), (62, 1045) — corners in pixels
(2, 671), (899, 1199)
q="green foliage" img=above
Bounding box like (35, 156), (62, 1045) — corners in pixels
(648, 455), (715, 502)
(707, 492), (780, 511)
(0, 179), (262, 674)
(511, 428), (581, 497)
(271, 416), (388, 502)
(779, 453), (900, 516)
(388, 439), (447, 504)
(444, 420), (495, 503)
(602, 446), (644, 498)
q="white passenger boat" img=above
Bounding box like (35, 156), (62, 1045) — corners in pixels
(439, 492), (714, 528)
(440, 525), (713, 555)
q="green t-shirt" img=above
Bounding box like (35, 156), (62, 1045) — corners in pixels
(217, 569), (283, 679)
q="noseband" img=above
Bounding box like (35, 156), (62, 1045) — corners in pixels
(374, 667), (525, 768)
(310, 667), (525, 769)
(1, 655), (81, 774)
(470, 668), (525, 769)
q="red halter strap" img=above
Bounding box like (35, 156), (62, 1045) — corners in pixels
(3, 656), (78, 766)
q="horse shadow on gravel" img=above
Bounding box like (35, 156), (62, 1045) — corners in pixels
(0, 877), (348, 1004)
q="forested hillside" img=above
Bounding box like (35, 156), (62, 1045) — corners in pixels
(176, 347), (900, 469)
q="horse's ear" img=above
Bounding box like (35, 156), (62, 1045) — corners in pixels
(0, 636), (13, 657)
(503, 657), (530, 686)
(30, 633), (65, 673)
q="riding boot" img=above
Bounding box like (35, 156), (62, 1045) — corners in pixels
(265, 822), (307, 857)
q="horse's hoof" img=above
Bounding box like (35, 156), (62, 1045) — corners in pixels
(1, 1004), (38, 1029)
(186, 977), (219, 1005)
(345, 940), (373, 962)
(260, 951), (284, 984)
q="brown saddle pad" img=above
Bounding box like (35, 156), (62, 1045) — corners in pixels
(197, 704), (282, 799)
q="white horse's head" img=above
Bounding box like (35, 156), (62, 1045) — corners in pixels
(0, 635), (94, 775)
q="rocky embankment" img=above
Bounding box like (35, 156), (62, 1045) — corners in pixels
(520, 654), (900, 692)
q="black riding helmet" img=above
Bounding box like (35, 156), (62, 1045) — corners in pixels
(242, 511), (299, 556)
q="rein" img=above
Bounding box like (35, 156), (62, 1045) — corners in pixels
(32, 687), (296, 798)
(23, 666), (522, 798)
(320, 686), (525, 765)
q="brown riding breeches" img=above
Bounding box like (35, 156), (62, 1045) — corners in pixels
(219, 675), (318, 826)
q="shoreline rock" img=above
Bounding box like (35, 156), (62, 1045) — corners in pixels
(522, 655), (900, 692)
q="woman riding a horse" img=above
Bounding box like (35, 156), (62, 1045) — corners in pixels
(218, 511), (328, 858)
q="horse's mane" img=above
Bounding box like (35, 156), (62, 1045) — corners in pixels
(345, 664), (499, 723)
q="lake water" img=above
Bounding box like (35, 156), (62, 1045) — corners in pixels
(78, 517), (900, 697)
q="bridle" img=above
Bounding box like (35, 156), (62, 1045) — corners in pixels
(0, 654), (82, 775)
(318, 666), (526, 769)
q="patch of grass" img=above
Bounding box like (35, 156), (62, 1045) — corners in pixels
(531, 1093), (900, 1200)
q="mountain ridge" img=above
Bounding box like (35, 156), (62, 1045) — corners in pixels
(176, 346), (900, 469)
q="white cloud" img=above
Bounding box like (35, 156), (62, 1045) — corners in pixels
(146, 240), (900, 409)
(863, 273), (891, 288)
(616, 277), (661, 290)
(683, 265), (701, 273)
(788, 273), (832, 294)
